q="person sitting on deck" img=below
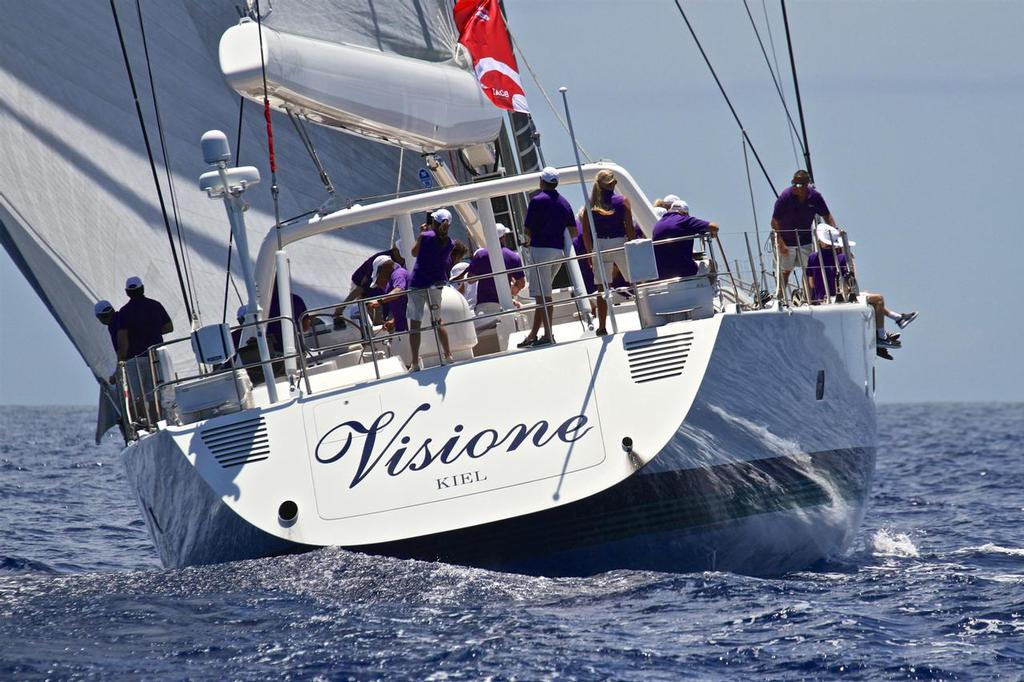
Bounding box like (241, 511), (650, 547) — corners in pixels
(449, 261), (477, 310)
(407, 209), (455, 368)
(652, 200), (719, 279)
(465, 223), (526, 318)
(811, 225), (918, 360)
(772, 169), (836, 299)
(266, 286), (311, 354)
(579, 169), (637, 336)
(518, 167), (577, 348)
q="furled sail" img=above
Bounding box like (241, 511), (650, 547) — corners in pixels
(0, 1), (482, 405)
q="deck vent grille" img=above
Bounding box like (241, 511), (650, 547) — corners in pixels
(624, 331), (694, 384)
(199, 416), (269, 468)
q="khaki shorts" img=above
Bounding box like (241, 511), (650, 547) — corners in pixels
(595, 237), (628, 285)
(527, 246), (564, 299)
(777, 243), (814, 271)
(406, 286), (444, 323)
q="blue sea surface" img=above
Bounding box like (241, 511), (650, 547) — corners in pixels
(1, 403), (1022, 680)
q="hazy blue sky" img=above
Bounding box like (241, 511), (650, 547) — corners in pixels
(2, 0), (1022, 404)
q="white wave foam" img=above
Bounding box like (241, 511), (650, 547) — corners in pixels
(868, 529), (920, 558)
(960, 543), (1024, 557)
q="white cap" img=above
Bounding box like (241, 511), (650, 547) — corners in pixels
(450, 261), (470, 280)
(125, 276), (143, 290)
(669, 200), (689, 214)
(663, 194), (681, 206)
(652, 206), (667, 219)
(495, 222), (511, 238)
(371, 255), (393, 283)
(432, 208), (452, 224)
(540, 166), (559, 183)
(817, 224), (855, 248)
(237, 305), (248, 321)
(94, 300), (114, 316)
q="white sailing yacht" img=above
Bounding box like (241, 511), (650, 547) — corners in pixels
(0, 1), (877, 576)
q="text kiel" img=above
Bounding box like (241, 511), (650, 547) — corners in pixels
(314, 402), (592, 489)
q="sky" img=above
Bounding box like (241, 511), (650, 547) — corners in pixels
(2, 0), (1023, 405)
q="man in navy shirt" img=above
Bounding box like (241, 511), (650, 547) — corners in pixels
(407, 208), (455, 368)
(116, 277), (172, 361)
(771, 169), (837, 299)
(94, 299), (120, 352)
(116, 276), (172, 420)
(519, 167), (576, 347)
(652, 200), (718, 279)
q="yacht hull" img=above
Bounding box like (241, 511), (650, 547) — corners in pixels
(123, 305), (878, 575)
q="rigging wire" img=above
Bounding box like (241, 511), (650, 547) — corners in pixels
(109, 0), (195, 322)
(286, 110), (337, 199)
(741, 133), (769, 292)
(671, 0), (778, 198)
(780, 0), (814, 179)
(503, 27), (593, 163)
(741, 0), (804, 160)
(390, 148), (404, 246)
(134, 0), (200, 324)
(255, 0), (284, 253)
(761, 0), (801, 168)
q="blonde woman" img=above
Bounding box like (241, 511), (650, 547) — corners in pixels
(580, 169), (636, 335)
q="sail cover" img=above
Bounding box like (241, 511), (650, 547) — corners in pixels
(0, 1), (467, 396)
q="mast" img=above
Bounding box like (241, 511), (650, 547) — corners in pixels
(780, 0), (814, 179)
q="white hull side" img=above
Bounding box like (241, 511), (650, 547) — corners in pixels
(123, 304), (878, 574)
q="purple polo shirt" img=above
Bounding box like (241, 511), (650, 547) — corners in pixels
(525, 189), (575, 249)
(772, 186), (831, 246)
(806, 249), (848, 302)
(592, 192), (627, 239)
(466, 247), (525, 305)
(117, 296), (172, 358)
(653, 213), (710, 278)
(384, 266), (411, 332)
(410, 230), (454, 289)
(572, 221), (597, 294)
(351, 249), (406, 288)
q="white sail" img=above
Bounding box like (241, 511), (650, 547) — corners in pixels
(0, 1), (487, 389)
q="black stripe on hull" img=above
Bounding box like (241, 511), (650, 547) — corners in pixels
(352, 447), (875, 576)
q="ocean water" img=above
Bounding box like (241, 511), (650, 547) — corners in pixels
(1, 403), (1021, 680)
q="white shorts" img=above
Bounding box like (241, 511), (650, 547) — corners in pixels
(595, 237), (628, 285)
(527, 246), (564, 299)
(406, 286), (444, 323)
(777, 243), (814, 271)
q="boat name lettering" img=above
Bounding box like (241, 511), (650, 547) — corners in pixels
(437, 470), (487, 490)
(314, 402), (592, 488)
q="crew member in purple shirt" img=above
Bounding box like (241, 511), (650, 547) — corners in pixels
(406, 208), (455, 368)
(338, 242), (406, 311)
(810, 224), (918, 358)
(771, 169), (836, 299)
(580, 169), (636, 336)
(93, 300), (120, 352)
(366, 255), (411, 334)
(518, 167), (576, 348)
(652, 200), (719, 279)
(465, 223), (525, 316)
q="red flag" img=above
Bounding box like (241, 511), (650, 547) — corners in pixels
(454, 0), (530, 113)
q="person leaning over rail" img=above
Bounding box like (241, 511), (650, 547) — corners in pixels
(335, 242), (406, 316)
(365, 255), (412, 338)
(579, 169), (637, 336)
(518, 167), (576, 348)
(406, 208), (455, 368)
(810, 225), (918, 360)
(116, 276), (172, 420)
(771, 169), (836, 299)
(652, 200), (719, 279)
